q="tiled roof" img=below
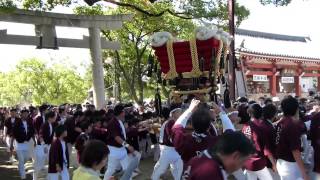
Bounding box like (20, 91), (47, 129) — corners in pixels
(235, 29), (309, 42)
(235, 29), (320, 60)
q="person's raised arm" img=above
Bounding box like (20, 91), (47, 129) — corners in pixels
(212, 103), (235, 131)
(174, 99), (200, 128)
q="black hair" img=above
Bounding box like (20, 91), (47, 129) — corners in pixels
(309, 91), (315, 97)
(10, 108), (17, 112)
(74, 111), (84, 119)
(125, 114), (135, 122)
(262, 104), (277, 121)
(114, 104), (124, 116)
(55, 125), (66, 137)
(248, 100), (257, 105)
(84, 110), (93, 117)
(98, 109), (106, 116)
(20, 109), (29, 114)
(81, 140), (109, 167)
(281, 96), (299, 116)
(58, 106), (66, 114)
(237, 104), (250, 124)
(45, 111), (56, 120)
(264, 98), (273, 105)
(39, 104), (48, 113)
(250, 103), (263, 119)
(209, 131), (255, 157)
(161, 106), (170, 119)
(237, 97), (248, 103)
(29, 106), (36, 113)
(127, 118), (140, 127)
(191, 107), (212, 134)
(80, 121), (92, 132)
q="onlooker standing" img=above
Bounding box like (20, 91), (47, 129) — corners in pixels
(73, 140), (110, 180)
(310, 112), (320, 180)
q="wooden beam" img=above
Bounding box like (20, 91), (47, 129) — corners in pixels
(0, 9), (133, 29)
(303, 73), (320, 77)
(303, 67), (320, 71)
(246, 63), (273, 69)
(0, 30), (120, 50)
(276, 64), (297, 69)
(246, 71), (273, 76)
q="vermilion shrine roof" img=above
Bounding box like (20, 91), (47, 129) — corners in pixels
(235, 29), (320, 62)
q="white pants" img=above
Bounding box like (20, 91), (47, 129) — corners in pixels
(67, 143), (77, 168)
(268, 168), (281, 180)
(312, 172), (320, 180)
(152, 146), (183, 180)
(104, 146), (129, 180)
(34, 144), (50, 171)
(5, 136), (13, 152)
(246, 167), (273, 180)
(16, 149), (31, 179)
(47, 165), (69, 180)
(139, 138), (149, 158)
(28, 139), (35, 159)
(153, 144), (160, 162)
(276, 159), (302, 180)
(232, 169), (246, 180)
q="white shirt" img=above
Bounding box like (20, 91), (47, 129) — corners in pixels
(59, 116), (66, 125)
(22, 120), (28, 134)
(61, 140), (67, 166)
(11, 118), (15, 124)
(49, 123), (53, 136)
(15, 141), (29, 151)
(159, 120), (169, 144)
(118, 119), (126, 140)
(42, 115), (45, 123)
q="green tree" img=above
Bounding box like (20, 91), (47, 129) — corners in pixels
(0, 58), (90, 106)
(75, 4), (196, 102)
(1, 0), (249, 25)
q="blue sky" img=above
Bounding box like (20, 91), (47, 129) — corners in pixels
(0, 0), (319, 73)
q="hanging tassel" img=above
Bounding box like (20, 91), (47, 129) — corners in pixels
(220, 52), (225, 70)
(147, 55), (154, 77)
(153, 61), (158, 74)
(162, 80), (166, 86)
(155, 89), (162, 116)
(221, 75), (226, 84)
(225, 54), (229, 74)
(157, 69), (162, 83)
(224, 86), (231, 109)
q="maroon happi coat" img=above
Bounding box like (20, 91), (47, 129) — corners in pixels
(48, 138), (69, 173)
(39, 122), (54, 145)
(311, 113), (320, 173)
(13, 119), (34, 143)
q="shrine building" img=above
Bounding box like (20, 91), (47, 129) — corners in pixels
(235, 29), (320, 99)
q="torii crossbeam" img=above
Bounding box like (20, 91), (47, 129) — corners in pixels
(0, 8), (133, 109)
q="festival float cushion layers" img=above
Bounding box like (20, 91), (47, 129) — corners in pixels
(153, 38), (220, 76)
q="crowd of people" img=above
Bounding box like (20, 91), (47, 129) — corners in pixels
(0, 94), (319, 180)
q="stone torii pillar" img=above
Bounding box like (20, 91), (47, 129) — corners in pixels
(89, 27), (105, 109)
(0, 9), (132, 109)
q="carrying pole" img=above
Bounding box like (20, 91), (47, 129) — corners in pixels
(228, 0), (236, 100)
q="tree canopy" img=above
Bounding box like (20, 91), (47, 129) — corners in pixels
(0, 58), (91, 106)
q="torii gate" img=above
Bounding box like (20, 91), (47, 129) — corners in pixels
(0, 9), (132, 109)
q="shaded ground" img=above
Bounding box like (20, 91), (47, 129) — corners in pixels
(0, 142), (173, 180)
